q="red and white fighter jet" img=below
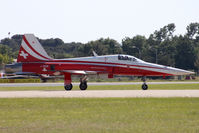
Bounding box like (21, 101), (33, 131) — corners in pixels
(14, 34), (194, 90)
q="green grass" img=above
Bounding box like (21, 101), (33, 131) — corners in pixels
(0, 98), (199, 133)
(1, 84), (199, 91)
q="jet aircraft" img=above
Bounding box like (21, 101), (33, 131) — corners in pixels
(6, 34), (194, 90)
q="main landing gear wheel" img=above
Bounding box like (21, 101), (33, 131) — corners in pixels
(64, 84), (73, 91)
(79, 82), (87, 90)
(142, 83), (148, 90)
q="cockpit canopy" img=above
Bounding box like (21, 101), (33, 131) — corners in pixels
(118, 55), (136, 61)
(117, 54), (144, 63)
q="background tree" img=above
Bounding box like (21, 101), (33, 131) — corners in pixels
(122, 35), (147, 59)
(194, 52), (199, 72)
(0, 44), (13, 66)
(175, 36), (195, 70)
(186, 22), (199, 39)
(77, 38), (122, 57)
(146, 23), (176, 64)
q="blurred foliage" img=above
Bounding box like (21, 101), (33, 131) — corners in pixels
(0, 45), (13, 65)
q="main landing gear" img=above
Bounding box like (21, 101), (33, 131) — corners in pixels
(79, 81), (88, 90)
(79, 76), (88, 90)
(141, 76), (148, 90)
(64, 84), (73, 91)
(64, 73), (88, 91)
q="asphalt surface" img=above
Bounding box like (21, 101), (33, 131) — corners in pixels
(0, 90), (199, 98)
(0, 82), (199, 98)
(1, 82), (199, 87)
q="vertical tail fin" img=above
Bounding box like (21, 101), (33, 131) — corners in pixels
(17, 34), (52, 62)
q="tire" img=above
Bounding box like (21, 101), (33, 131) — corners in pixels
(142, 83), (148, 90)
(79, 82), (87, 90)
(64, 84), (73, 91)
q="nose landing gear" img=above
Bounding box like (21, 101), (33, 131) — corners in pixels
(141, 76), (148, 90)
(142, 83), (148, 90)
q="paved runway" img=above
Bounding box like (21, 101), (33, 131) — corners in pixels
(0, 82), (199, 87)
(0, 90), (199, 98)
(1, 82), (199, 98)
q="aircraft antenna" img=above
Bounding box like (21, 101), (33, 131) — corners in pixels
(92, 51), (98, 57)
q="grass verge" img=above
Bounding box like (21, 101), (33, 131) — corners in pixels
(0, 98), (199, 133)
(0, 84), (199, 91)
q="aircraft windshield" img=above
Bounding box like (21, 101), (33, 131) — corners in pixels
(118, 55), (136, 61)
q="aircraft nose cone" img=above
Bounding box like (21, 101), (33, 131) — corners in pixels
(167, 67), (194, 75)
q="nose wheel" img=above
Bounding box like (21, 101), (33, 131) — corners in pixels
(142, 83), (148, 90)
(141, 76), (148, 90)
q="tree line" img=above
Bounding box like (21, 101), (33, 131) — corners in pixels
(0, 22), (199, 72)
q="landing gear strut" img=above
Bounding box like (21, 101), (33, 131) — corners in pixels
(79, 75), (88, 90)
(141, 76), (148, 90)
(64, 73), (73, 91)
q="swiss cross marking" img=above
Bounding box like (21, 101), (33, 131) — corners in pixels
(40, 65), (49, 72)
(20, 51), (28, 59)
(42, 68), (47, 72)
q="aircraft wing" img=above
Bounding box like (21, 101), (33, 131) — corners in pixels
(1, 75), (39, 79)
(62, 70), (101, 75)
